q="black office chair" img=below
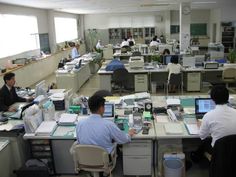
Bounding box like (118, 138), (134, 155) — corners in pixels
(93, 90), (113, 98)
(166, 73), (183, 96)
(209, 134), (236, 177)
(132, 51), (142, 56)
(112, 68), (130, 95)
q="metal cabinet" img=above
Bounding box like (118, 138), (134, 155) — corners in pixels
(123, 140), (152, 176)
(134, 74), (148, 92)
(186, 72), (201, 91)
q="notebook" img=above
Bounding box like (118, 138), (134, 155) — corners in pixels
(195, 98), (215, 119)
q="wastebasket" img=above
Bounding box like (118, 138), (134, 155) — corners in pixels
(151, 82), (157, 94)
(163, 159), (183, 177)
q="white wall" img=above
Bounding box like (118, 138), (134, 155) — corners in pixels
(221, 6), (236, 22)
(84, 11), (165, 33)
(170, 9), (211, 40)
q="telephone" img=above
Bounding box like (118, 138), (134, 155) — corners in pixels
(167, 109), (178, 121)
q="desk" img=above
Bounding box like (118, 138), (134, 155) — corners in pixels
(56, 61), (91, 93)
(24, 120), (156, 176)
(98, 65), (225, 92)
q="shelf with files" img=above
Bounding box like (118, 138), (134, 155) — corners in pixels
(29, 139), (55, 175)
(221, 23), (235, 53)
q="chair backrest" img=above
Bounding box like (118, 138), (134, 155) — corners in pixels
(222, 68), (236, 82)
(169, 73), (182, 85)
(132, 51), (141, 56)
(93, 90), (113, 97)
(113, 68), (129, 84)
(72, 144), (110, 173)
(210, 134), (236, 177)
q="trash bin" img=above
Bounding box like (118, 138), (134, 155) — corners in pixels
(151, 82), (157, 94)
(163, 159), (183, 177)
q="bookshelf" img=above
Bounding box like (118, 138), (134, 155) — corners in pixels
(221, 22), (235, 53)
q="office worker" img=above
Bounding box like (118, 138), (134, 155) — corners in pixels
(76, 95), (136, 154)
(166, 55), (183, 93)
(71, 42), (80, 59)
(127, 36), (135, 46)
(191, 85), (236, 162)
(121, 38), (129, 47)
(0, 72), (27, 112)
(149, 37), (160, 47)
(96, 39), (103, 50)
(162, 48), (170, 55)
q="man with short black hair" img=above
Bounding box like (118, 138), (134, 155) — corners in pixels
(0, 72), (27, 112)
(191, 85), (236, 162)
(76, 95), (136, 154)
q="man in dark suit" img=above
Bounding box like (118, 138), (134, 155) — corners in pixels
(0, 72), (27, 112)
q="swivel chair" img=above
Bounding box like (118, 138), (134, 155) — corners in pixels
(222, 67), (236, 93)
(166, 73), (183, 96)
(112, 68), (130, 95)
(209, 134), (236, 177)
(71, 142), (117, 177)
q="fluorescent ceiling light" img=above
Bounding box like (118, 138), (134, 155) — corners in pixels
(192, 1), (216, 4)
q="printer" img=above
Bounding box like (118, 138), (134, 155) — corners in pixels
(129, 56), (144, 69)
(204, 62), (219, 69)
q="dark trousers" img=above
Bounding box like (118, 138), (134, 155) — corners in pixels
(195, 138), (213, 159)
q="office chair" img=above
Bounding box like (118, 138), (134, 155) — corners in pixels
(209, 134), (236, 177)
(71, 143), (117, 177)
(93, 90), (113, 98)
(222, 67), (236, 93)
(166, 73), (183, 96)
(132, 51), (141, 56)
(112, 68), (130, 95)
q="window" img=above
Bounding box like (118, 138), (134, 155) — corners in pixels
(54, 17), (78, 43)
(0, 14), (39, 58)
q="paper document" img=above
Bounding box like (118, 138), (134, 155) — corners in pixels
(59, 113), (77, 125)
(35, 121), (57, 136)
(164, 123), (183, 134)
(166, 98), (180, 105)
(185, 123), (199, 135)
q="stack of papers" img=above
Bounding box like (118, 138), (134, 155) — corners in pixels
(58, 113), (78, 125)
(166, 98), (180, 106)
(164, 123), (183, 135)
(35, 121), (57, 136)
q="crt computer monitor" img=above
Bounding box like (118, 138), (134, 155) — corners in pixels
(195, 98), (216, 118)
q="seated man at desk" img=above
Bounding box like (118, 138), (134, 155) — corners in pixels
(71, 42), (80, 59)
(76, 95), (136, 154)
(191, 85), (236, 162)
(0, 72), (30, 112)
(121, 38), (129, 47)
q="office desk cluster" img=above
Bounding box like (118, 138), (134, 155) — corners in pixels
(98, 63), (224, 93)
(18, 95), (229, 176)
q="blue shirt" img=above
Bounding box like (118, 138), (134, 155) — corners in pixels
(76, 114), (131, 153)
(71, 47), (80, 59)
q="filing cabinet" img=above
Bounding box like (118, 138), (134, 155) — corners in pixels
(134, 74), (148, 92)
(123, 140), (152, 176)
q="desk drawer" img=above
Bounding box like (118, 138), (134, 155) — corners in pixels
(123, 140), (152, 156)
(123, 155), (152, 175)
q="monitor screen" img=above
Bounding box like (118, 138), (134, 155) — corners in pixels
(103, 103), (114, 118)
(195, 98), (215, 115)
(163, 55), (172, 65)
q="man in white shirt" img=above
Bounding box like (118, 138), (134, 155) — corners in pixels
(127, 36), (135, 46)
(96, 40), (103, 50)
(191, 85), (236, 162)
(121, 38), (129, 47)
